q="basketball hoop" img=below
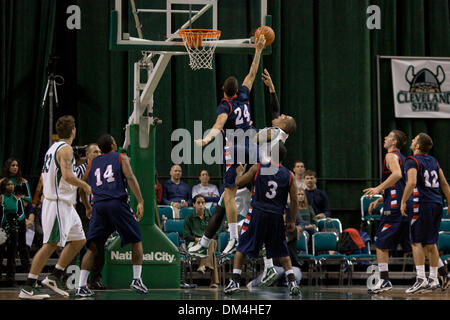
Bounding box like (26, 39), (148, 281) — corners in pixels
(179, 29), (221, 70)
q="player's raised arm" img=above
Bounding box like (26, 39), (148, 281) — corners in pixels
(58, 145), (91, 196)
(241, 35), (266, 92)
(363, 152), (402, 198)
(121, 154), (144, 221)
(235, 163), (258, 188)
(262, 69), (281, 119)
(195, 113), (228, 147)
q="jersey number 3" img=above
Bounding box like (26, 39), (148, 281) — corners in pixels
(94, 165), (116, 186)
(265, 181), (278, 199)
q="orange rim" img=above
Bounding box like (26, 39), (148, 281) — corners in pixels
(179, 29), (221, 39)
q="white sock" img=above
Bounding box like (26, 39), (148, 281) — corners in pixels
(430, 267), (438, 280)
(28, 274), (39, 280)
(438, 259), (444, 268)
(200, 235), (211, 248)
(416, 265), (426, 279)
(264, 258), (274, 269)
(79, 270), (90, 287)
(55, 264), (65, 271)
(229, 223), (238, 240)
(133, 265), (142, 279)
(285, 269), (294, 276)
(378, 263), (388, 272)
(233, 269), (242, 275)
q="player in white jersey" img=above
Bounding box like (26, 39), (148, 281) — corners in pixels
(19, 115), (92, 300)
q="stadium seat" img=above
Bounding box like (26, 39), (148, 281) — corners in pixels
(158, 205), (174, 221)
(360, 194), (383, 240)
(296, 231), (316, 285)
(440, 219), (450, 232)
(210, 206), (216, 215)
(438, 231), (450, 263)
(312, 232), (348, 286)
(218, 232), (232, 285)
(360, 194), (383, 222)
(165, 219), (184, 237)
(317, 218), (343, 234)
(345, 240), (377, 286)
(165, 231), (192, 284)
(180, 207), (194, 219)
(443, 207), (448, 218)
(166, 231), (179, 247)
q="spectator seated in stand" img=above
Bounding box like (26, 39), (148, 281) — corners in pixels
(162, 164), (192, 218)
(287, 188), (318, 253)
(183, 195), (219, 288)
(292, 161), (307, 191)
(191, 169), (220, 209)
(304, 170), (331, 220)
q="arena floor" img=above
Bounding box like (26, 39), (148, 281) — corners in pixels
(0, 285), (448, 300)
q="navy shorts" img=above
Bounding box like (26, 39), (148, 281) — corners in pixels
(374, 211), (411, 252)
(222, 138), (258, 189)
(409, 202), (443, 245)
(237, 207), (289, 259)
(87, 199), (142, 248)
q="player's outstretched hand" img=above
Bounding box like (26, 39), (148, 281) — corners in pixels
(195, 139), (208, 147)
(236, 163), (247, 176)
(136, 202), (144, 222)
(262, 69), (275, 91)
(363, 187), (381, 199)
(255, 34), (266, 51)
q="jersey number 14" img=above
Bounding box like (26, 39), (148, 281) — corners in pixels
(94, 165), (116, 186)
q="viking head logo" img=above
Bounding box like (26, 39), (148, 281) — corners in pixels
(405, 65), (446, 93)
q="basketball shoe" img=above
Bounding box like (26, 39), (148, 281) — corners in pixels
(19, 285), (50, 300)
(42, 274), (69, 296)
(405, 277), (428, 294)
(130, 278), (149, 294)
(368, 279), (393, 294)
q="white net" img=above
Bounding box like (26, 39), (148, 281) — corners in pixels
(179, 29), (221, 70)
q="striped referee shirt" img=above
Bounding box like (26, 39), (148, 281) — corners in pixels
(75, 162), (87, 179)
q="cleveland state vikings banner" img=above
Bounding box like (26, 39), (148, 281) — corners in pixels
(391, 59), (450, 118)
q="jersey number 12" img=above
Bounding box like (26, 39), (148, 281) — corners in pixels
(94, 165), (116, 186)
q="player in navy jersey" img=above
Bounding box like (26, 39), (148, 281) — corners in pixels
(401, 133), (450, 293)
(76, 134), (148, 297)
(194, 35), (266, 254)
(363, 130), (411, 293)
(223, 141), (301, 296)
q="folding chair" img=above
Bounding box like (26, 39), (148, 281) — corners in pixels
(346, 240), (377, 285)
(440, 219), (450, 232)
(180, 207), (194, 220)
(317, 218), (343, 235)
(360, 195), (383, 239)
(438, 231), (450, 263)
(296, 231), (316, 285)
(312, 232), (348, 286)
(165, 231), (192, 284)
(158, 206), (174, 229)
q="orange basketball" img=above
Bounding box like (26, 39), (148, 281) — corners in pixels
(255, 26), (275, 46)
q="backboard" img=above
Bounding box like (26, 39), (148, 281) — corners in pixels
(110, 0), (272, 54)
